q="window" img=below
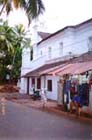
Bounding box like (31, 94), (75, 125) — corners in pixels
(88, 37), (92, 52)
(48, 47), (52, 59)
(40, 50), (43, 56)
(30, 48), (33, 60)
(47, 80), (52, 91)
(37, 78), (41, 89)
(59, 42), (63, 56)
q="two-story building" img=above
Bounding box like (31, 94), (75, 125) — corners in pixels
(20, 18), (92, 108)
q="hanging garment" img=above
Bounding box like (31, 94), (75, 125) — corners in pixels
(72, 95), (83, 107)
(89, 85), (92, 108)
(77, 83), (89, 106)
(70, 84), (77, 99)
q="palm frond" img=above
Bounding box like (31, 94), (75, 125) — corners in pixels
(0, 0), (45, 24)
(37, 0), (45, 15)
(25, 0), (45, 24)
(27, 0), (45, 17)
(5, 1), (12, 15)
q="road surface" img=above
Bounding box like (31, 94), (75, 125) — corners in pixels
(0, 98), (92, 140)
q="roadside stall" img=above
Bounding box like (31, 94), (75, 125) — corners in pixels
(48, 61), (92, 111)
(56, 61), (92, 112)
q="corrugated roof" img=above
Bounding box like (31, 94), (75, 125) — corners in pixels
(23, 52), (92, 78)
(39, 64), (66, 76)
(48, 64), (73, 76)
(52, 61), (92, 76)
(25, 60), (67, 77)
(72, 61), (92, 74)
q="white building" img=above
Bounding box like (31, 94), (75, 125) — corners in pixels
(20, 18), (92, 106)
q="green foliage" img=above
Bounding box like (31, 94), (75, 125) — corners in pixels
(0, 20), (31, 84)
(0, 0), (45, 24)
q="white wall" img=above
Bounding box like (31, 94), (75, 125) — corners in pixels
(28, 76), (59, 101)
(29, 78), (34, 95)
(22, 48), (31, 67)
(45, 76), (59, 100)
(21, 21), (92, 78)
(21, 20), (92, 72)
(71, 23), (92, 55)
(20, 20), (92, 102)
(19, 78), (27, 94)
(34, 28), (75, 61)
(21, 48), (32, 76)
(34, 22), (92, 63)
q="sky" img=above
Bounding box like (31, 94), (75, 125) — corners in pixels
(42, 0), (92, 32)
(1, 0), (92, 33)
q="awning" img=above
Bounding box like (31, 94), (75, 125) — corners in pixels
(47, 61), (92, 76)
(72, 61), (92, 74)
(22, 61), (92, 78)
(23, 63), (66, 77)
(48, 64), (73, 76)
(39, 64), (66, 76)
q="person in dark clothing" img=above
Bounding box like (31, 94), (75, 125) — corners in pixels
(70, 82), (89, 116)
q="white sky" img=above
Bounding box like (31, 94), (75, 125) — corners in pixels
(1, 0), (92, 33)
(42, 0), (92, 32)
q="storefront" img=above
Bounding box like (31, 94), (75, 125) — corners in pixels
(48, 61), (92, 110)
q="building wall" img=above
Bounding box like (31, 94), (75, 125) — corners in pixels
(21, 48), (32, 76)
(20, 20), (92, 102)
(45, 76), (59, 100)
(33, 23), (92, 64)
(34, 28), (75, 61)
(19, 78), (27, 94)
(21, 21), (92, 78)
(71, 22), (92, 54)
(22, 75), (59, 101)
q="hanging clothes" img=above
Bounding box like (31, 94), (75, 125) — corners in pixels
(72, 83), (89, 107)
(77, 83), (89, 106)
(89, 84), (92, 108)
(70, 83), (77, 100)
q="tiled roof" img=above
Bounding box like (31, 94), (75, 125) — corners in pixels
(38, 32), (51, 39)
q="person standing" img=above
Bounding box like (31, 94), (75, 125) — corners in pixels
(40, 88), (47, 108)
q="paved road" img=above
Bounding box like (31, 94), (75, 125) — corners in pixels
(0, 98), (92, 140)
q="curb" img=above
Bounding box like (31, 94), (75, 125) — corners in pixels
(10, 99), (92, 122)
(44, 107), (92, 122)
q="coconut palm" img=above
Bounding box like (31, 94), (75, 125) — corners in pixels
(0, 20), (15, 52)
(6, 24), (31, 82)
(0, 0), (45, 24)
(0, 20), (31, 83)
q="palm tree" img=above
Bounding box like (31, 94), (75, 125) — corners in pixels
(0, 20), (15, 52)
(6, 24), (31, 82)
(0, 20), (31, 83)
(0, 0), (45, 24)
(11, 24), (31, 67)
